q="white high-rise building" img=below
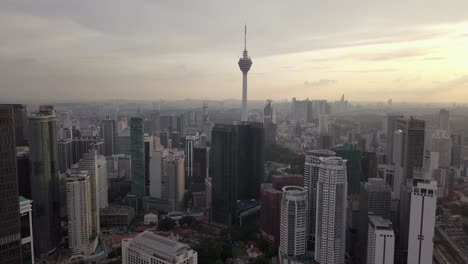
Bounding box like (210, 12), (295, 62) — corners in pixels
(315, 157), (347, 264)
(303, 149), (336, 249)
(185, 133), (200, 179)
(122, 231), (197, 264)
(79, 148), (101, 234)
(66, 170), (95, 255)
(97, 156), (108, 209)
(367, 215), (395, 264)
(19, 196), (34, 264)
(407, 180), (437, 264)
(279, 186), (307, 261)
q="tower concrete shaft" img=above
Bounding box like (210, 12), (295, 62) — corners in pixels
(238, 25), (252, 122)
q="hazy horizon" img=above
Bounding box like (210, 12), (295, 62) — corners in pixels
(1, 1), (468, 102)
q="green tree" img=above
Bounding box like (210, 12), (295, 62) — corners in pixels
(178, 216), (196, 228)
(157, 217), (176, 231)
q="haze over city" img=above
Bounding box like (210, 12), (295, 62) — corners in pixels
(1, 0), (468, 102)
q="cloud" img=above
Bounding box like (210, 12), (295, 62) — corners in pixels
(304, 79), (337, 88)
(354, 48), (428, 61)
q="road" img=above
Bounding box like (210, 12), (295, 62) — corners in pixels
(436, 225), (468, 263)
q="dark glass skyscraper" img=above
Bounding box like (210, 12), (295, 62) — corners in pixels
(211, 122), (264, 226)
(397, 117), (425, 179)
(28, 105), (61, 257)
(130, 117), (145, 196)
(0, 107), (22, 263)
(102, 115), (117, 156)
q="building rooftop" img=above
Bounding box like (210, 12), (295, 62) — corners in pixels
(19, 196), (30, 203)
(125, 231), (191, 262)
(369, 215), (393, 230)
(100, 205), (134, 215)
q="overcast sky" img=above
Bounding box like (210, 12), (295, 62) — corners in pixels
(1, 0), (468, 102)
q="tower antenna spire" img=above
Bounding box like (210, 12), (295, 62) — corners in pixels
(244, 25), (247, 51)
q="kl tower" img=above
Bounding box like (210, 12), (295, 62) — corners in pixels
(238, 25), (252, 122)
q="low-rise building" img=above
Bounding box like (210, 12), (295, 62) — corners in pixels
(122, 231), (197, 264)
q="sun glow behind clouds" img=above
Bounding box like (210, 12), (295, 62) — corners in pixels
(252, 22), (468, 102)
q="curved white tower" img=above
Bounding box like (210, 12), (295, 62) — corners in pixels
(279, 186), (307, 260)
(238, 25), (252, 122)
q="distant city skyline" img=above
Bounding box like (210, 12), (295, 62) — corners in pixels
(1, 1), (468, 102)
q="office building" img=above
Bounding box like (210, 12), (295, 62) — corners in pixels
(439, 109), (450, 131)
(144, 135), (153, 195)
(334, 145), (362, 195)
(385, 113), (404, 164)
(192, 146), (209, 183)
(396, 117), (425, 179)
(28, 105), (62, 256)
(358, 178), (391, 263)
(0, 104), (28, 146)
(66, 170), (95, 255)
(122, 231), (197, 264)
(264, 100), (277, 145)
(451, 133), (463, 167)
(162, 150), (185, 211)
(279, 186), (307, 260)
(149, 149), (165, 199)
(361, 151), (378, 180)
(117, 128), (131, 155)
(130, 117), (145, 196)
(58, 138), (73, 173)
(97, 156), (108, 209)
(17, 146), (31, 199)
(100, 205), (135, 230)
(430, 129), (452, 168)
(0, 107), (22, 263)
(72, 136), (104, 164)
(303, 149), (336, 249)
(211, 122), (264, 226)
(367, 216), (395, 264)
(170, 131), (180, 148)
(239, 25), (253, 122)
(260, 175), (303, 246)
(407, 180), (437, 264)
(102, 115), (117, 156)
(315, 157), (347, 264)
(20, 196), (34, 264)
(185, 133), (200, 180)
(78, 148), (101, 234)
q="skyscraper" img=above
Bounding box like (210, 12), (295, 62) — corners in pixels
(238, 25), (253, 122)
(79, 147), (101, 234)
(260, 175), (303, 246)
(315, 157), (347, 264)
(161, 150), (185, 211)
(385, 113), (403, 164)
(397, 117), (425, 179)
(66, 170), (94, 255)
(358, 178), (391, 263)
(211, 122), (264, 226)
(264, 100), (277, 145)
(303, 149), (336, 250)
(438, 108), (450, 131)
(406, 180), (437, 264)
(0, 107), (22, 263)
(279, 186), (307, 261)
(17, 146), (31, 199)
(102, 115), (117, 156)
(367, 216), (395, 264)
(430, 129), (452, 168)
(185, 133), (200, 180)
(28, 105), (61, 256)
(130, 117), (145, 196)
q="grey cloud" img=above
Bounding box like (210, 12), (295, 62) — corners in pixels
(304, 79), (337, 88)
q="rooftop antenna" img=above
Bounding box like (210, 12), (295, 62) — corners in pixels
(244, 25), (247, 51)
